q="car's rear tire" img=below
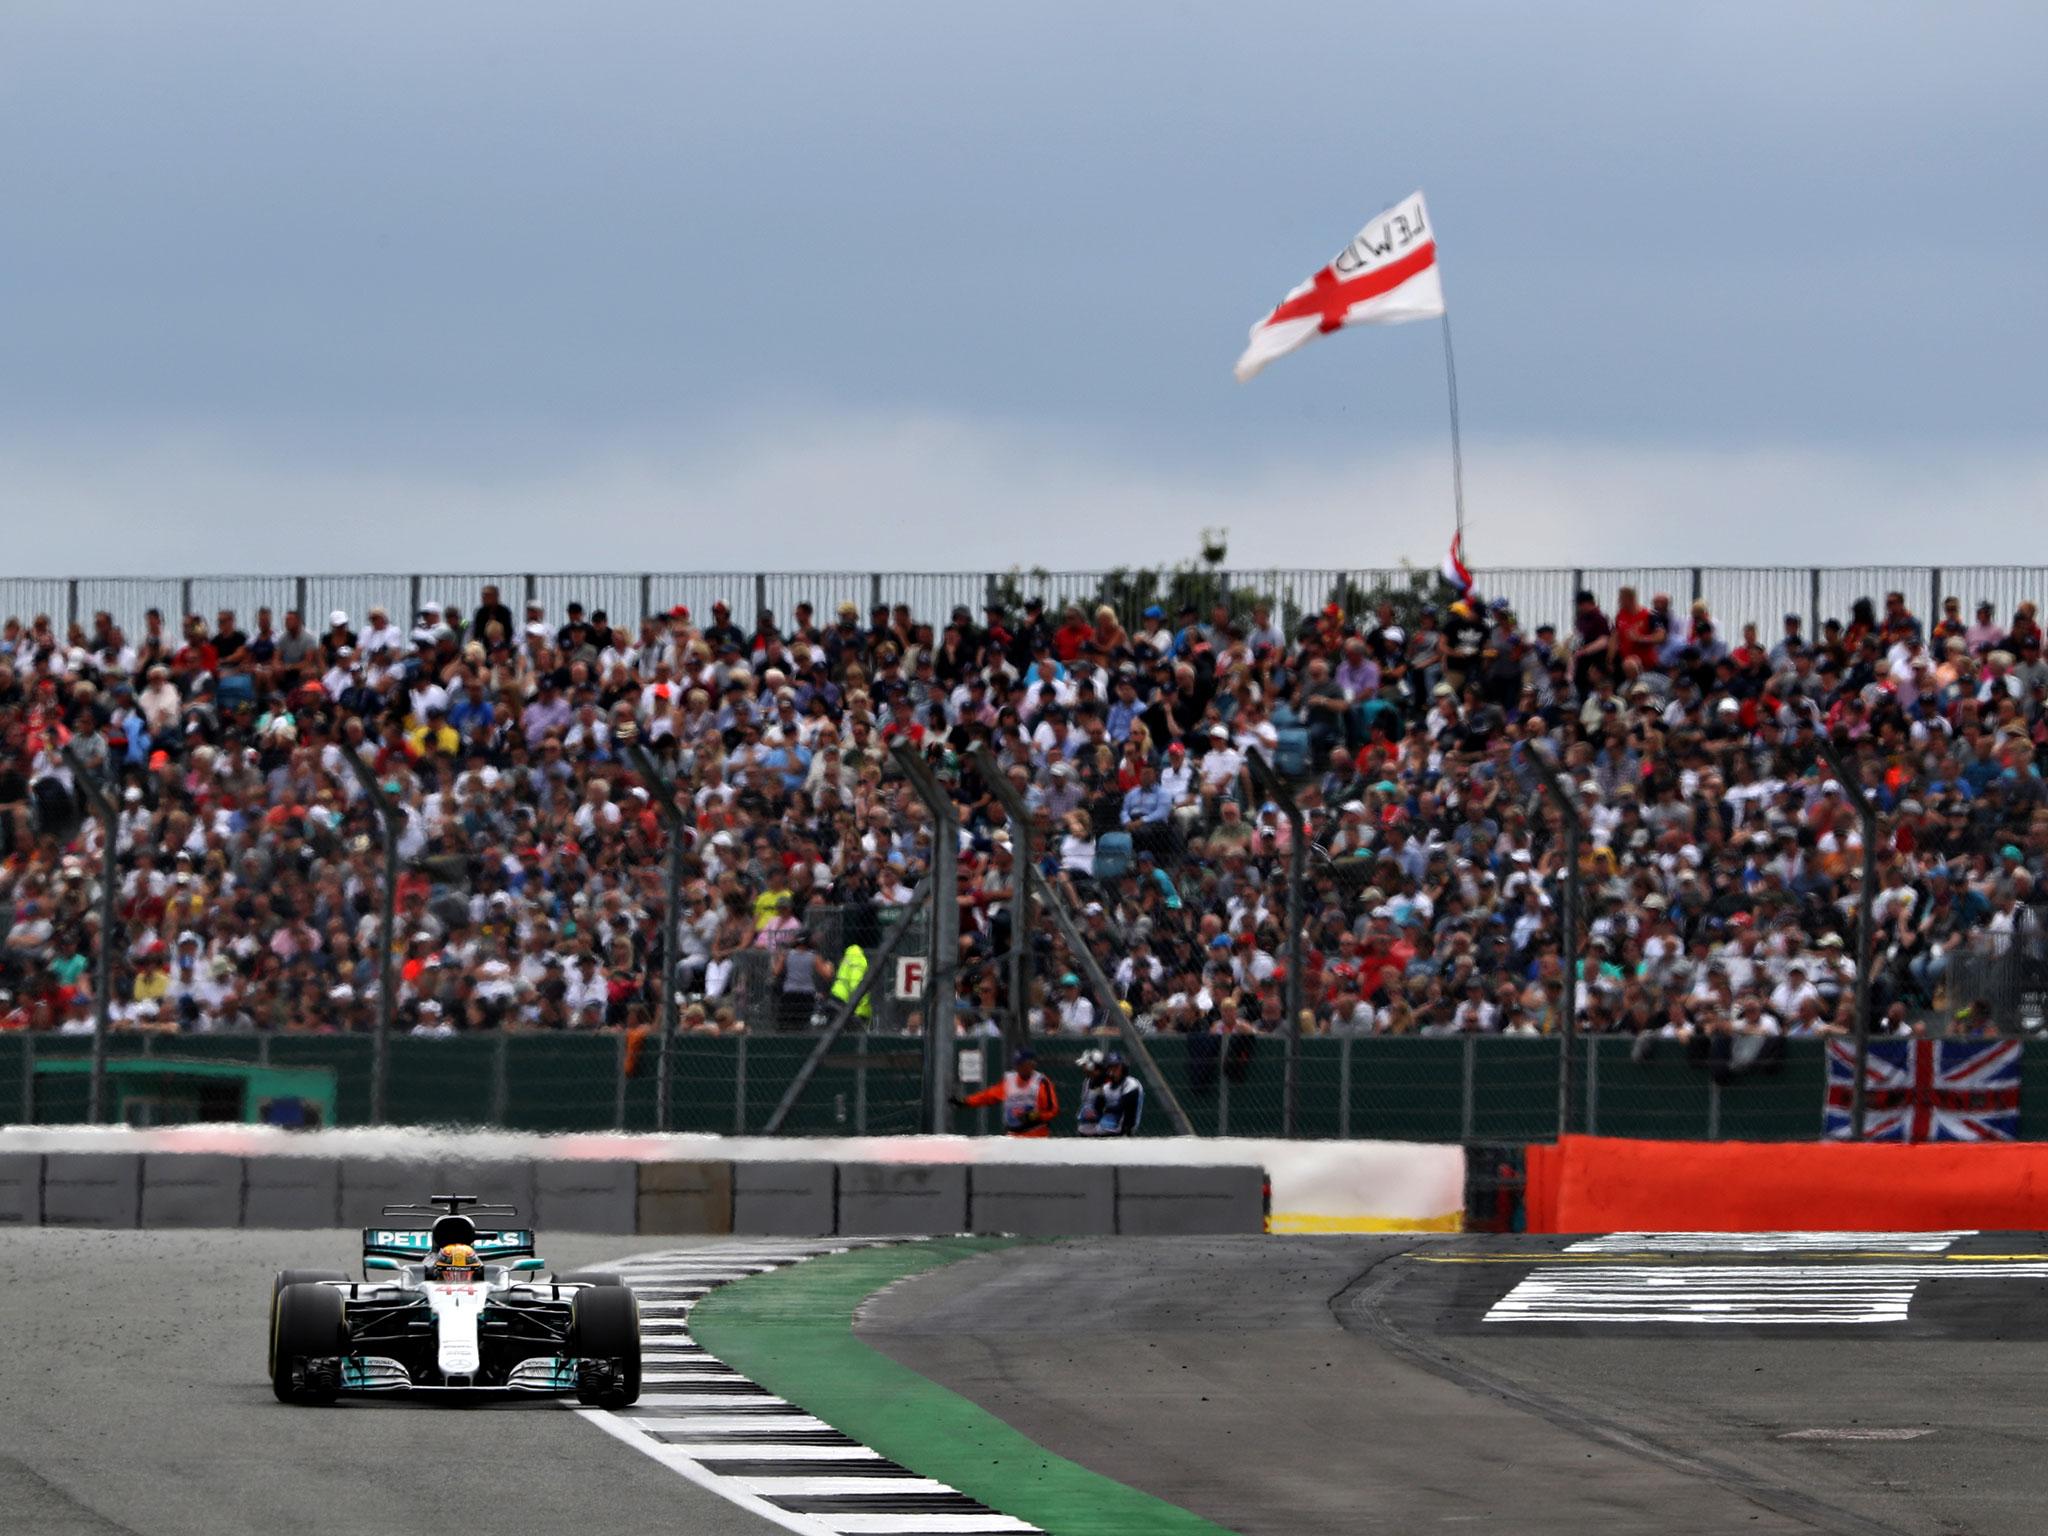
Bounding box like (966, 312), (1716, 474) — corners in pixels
(570, 1285), (641, 1408)
(269, 1270), (346, 1374)
(557, 1270), (623, 1287)
(272, 1282), (346, 1405)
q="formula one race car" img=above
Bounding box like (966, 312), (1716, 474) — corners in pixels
(268, 1194), (641, 1407)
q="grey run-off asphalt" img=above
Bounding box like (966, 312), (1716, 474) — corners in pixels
(0, 1229), (796, 1536)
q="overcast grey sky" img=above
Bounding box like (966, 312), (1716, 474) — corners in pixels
(3, 3), (2043, 574)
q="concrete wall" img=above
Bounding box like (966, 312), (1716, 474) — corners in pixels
(0, 1150), (1271, 1237)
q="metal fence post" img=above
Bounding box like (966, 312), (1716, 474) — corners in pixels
(639, 573), (653, 624)
(1812, 711), (1878, 1139)
(613, 1030), (628, 1130)
(1518, 742), (1586, 1139)
(853, 1034), (868, 1134)
(1460, 1035), (1476, 1141)
(1008, 797), (1033, 1056)
(1584, 1036), (1599, 1135)
(61, 746), (116, 1125)
(66, 579), (80, 633)
(623, 736), (686, 1133)
(338, 744), (403, 1125)
(1930, 567), (1943, 627)
(755, 572), (769, 623)
(891, 745), (958, 1132)
(1246, 748), (1304, 1137)
(1338, 1035), (1352, 1138)
(1810, 567), (1822, 638)
(733, 1033), (747, 1134)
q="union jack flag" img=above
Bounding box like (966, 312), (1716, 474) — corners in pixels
(1824, 1037), (2021, 1142)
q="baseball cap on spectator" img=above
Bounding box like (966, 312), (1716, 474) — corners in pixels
(328, 611), (349, 629)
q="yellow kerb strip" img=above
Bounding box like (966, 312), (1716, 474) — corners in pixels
(1268, 1211), (1464, 1235)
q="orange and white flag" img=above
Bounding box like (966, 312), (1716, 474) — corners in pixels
(1235, 191), (1444, 382)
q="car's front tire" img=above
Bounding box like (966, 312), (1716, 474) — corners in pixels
(268, 1270), (346, 1375)
(570, 1285), (642, 1408)
(272, 1282), (346, 1405)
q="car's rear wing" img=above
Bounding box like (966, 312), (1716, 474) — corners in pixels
(361, 1225), (536, 1262)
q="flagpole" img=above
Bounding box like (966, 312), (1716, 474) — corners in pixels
(1439, 311), (1466, 537)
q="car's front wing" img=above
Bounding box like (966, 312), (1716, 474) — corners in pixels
(338, 1355), (578, 1394)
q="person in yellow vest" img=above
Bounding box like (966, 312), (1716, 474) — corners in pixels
(829, 943), (873, 1020)
(954, 1045), (1059, 1137)
(406, 705), (460, 759)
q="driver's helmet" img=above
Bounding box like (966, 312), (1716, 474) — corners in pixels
(428, 1242), (483, 1282)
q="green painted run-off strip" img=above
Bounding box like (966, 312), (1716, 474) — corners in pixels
(689, 1238), (1238, 1536)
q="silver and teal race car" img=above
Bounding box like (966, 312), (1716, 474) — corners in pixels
(268, 1194), (641, 1407)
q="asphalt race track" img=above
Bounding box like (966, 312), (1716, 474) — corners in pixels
(862, 1233), (2048, 1536)
(0, 1230), (789, 1536)
(14, 1229), (2048, 1535)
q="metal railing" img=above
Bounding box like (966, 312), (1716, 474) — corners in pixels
(13, 565), (2048, 642)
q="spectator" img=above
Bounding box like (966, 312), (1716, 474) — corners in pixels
(3, 569), (2041, 1053)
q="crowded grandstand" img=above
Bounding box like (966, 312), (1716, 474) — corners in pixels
(1, 576), (2040, 1043)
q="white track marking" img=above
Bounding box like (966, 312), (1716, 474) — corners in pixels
(734, 1477), (960, 1497)
(620, 1412), (844, 1436)
(1490, 1238), (2048, 1325)
(821, 1518), (1037, 1534)
(692, 1458), (892, 1466)
(1565, 1232), (1973, 1253)
(571, 1240), (1046, 1536)
(576, 1408), (842, 1536)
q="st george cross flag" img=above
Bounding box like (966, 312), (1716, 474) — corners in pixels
(1235, 190), (1445, 382)
(1441, 530), (1474, 596)
(1824, 1037), (2021, 1142)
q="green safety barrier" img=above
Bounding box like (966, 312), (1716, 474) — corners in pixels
(27, 1056), (338, 1127)
(3, 1031), (2044, 1142)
